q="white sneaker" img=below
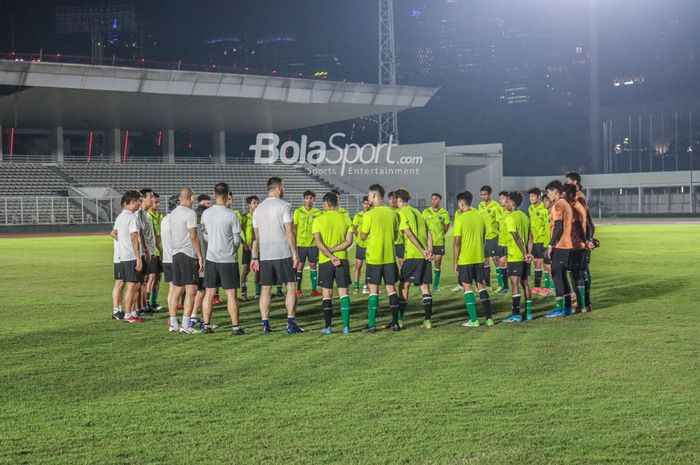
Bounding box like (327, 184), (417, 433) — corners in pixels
(168, 325), (179, 333)
(362, 285), (369, 295)
(451, 285), (463, 292)
(180, 327), (201, 334)
(461, 320), (480, 328)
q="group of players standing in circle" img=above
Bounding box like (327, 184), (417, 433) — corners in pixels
(109, 172), (596, 334)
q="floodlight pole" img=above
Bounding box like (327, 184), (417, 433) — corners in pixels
(588, 0), (601, 173)
(378, 0), (399, 145)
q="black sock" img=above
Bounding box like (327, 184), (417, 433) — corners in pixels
(501, 268), (509, 289)
(422, 293), (433, 320)
(564, 293), (572, 308)
(479, 289), (492, 319)
(535, 270), (542, 287)
(389, 292), (400, 325)
(584, 272), (591, 308)
(296, 269), (303, 288)
(322, 298), (333, 328)
(484, 265), (491, 287)
(512, 294), (521, 315)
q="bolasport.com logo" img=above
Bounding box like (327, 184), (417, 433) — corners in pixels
(249, 133), (423, 176)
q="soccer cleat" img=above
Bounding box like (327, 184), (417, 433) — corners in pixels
(583, 305), (591, 313)
(168, 326), (179, 333)
(462, 319), (480, 328)
(260, 325), (272, 335)
(231, 327), (246, 336)
(433, 286), (440, 293)
(486, 318), (494, 326)
(390, 323), (401, 332)
(526, 313), (534, 321)
(201, 325), (215, 334)
(397, 320), (404, 329)
(152, 305), (164, 312)
(296, 289), (303, 297)
(212, 296), (223, 305)
(545, 309), (566, 318)
(286, 322), (305, 334)
(275, 290), (285, 298)
(343, 326), (351, 334)
(503, 314), (522, 323)
(532, 287), (542, 296)
(564, 307), (574, 316)
(498, 288), (510, 294)
(179, 326), (201, 334)
(451, 284), (463, 292)
(363, 326), (377, 334)
(112, 311), (125, 321)
(321, 327), (333, 335)
(422, 319), (432, 329)
(239, 295), (248, 302)
(124, 315), (145, 323)
(309, 290), (321, 297)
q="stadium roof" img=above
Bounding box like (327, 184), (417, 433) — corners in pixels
(0, 60), (437, 133)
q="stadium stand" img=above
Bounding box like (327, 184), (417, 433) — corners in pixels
(0, 164), (70, 196)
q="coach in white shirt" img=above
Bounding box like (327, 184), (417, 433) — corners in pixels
(200, 182), (244, 335)
(110, 191), (144, 323)
(251, 177), (304, 334)
(167, 188), (205, 333)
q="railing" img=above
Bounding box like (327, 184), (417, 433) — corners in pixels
(0, 154), (58, 164)
(1, 154), (260, 165)
(1, 52), (350, 83)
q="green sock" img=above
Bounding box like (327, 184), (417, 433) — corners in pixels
(152, 289), (159, 306)
(398, 300), (407, 321)
(368, 294), (379, 328)
(180, 294), (185, 304)
(464, 291), (478, 322)
(255, 282), (261, 296)
(340, 295), (351, 327)
(310, 269), (318, 291)
(146, 292), (152, 306)
(433, 268), (441, 288)
(556, 297), (564, 311)
(526, 300), (533, 317)
(276, 285), (283, 294)
(354, 280), (360, 290)
(496, 268), (504, 288)
(576, 286), (586, 308)
(543, 271), (551, 288)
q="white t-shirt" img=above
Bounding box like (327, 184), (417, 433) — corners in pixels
(113, 239), (120, 264)
(138, 209), (157, 255)
(113, 210), (139, 262)
(160, 214), (173, 264)
(169, 205), (198, 258)
(252, 197), (293, 260)
(201, 205), (241, 263)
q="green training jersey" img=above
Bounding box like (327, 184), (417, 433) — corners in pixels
(398, 205), (430, 260)
(337, 207), (351, 223)
(352, 210), (367, 248)
(312, 210), (352, 264)
(391, 208), (404, 245)
(147, 210), (164, 256)
(505, 210), (530, 262)
(454, 209), (486, 265)
(478, 200), (502, 240)
(293, 206), (322, 247)
(542, 207), (551, 247)
(240, 212), (254, 246)
(496, 208), (510, 246)
(422, 207), (450, 247)
(528, 202), (548, 244)
(361, 205), (399, 265)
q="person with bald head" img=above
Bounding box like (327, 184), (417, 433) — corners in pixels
(167, 187), (205, 333)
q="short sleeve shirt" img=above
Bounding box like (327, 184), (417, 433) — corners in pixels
(422, 207), (451, 247)
(478, 200), (502, 240)
(253, 197), (294, 260)
(454, 209), (485, 265)
(505, 210), (530, 262)
(113, 210), (139, 262)
(352, 211), (367, 248)
(361, 205), (399, 265)
(201, 205), (241, 263)
(293, 206), (322, 247)
(169, 205), (198, 258)
(311, 210), (352, 263)
(398, 205), (430, 260)
(160, 214), (173, 264)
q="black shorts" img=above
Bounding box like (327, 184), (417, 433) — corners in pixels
(401, 258), (432, 285)
(260, 257), (296, 286)
(146, 255), (162, 274)
(484, 237), (500, 257)
(568, 249), (586, 272)
(365, 263), (400, 285)
(394, 244), (405, 259)
(242, 249), (252, 265)
(507, 261), (530, 279)
(498, 245), (508, 258)
(172, 253), (199, 286)
(355, 246), (366, 261)
(298, 246), (319, 264)
(120, 260), (143, 284)
(163, 262), (173, 283)
(432, 246), (445, 256)
(204, 261), (240, 290)
(318, 260), (351, 289)
(113, 263), (122, 281)
(457, 264), (486, 284)
(198, 277), (205, 292)
(551, 248), (571, 274)
(532, 243), (545, 259)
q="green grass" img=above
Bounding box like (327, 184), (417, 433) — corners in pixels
(0, 225), (698, 465)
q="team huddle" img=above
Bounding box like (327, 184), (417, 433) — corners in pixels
(110, 172), (596, 334)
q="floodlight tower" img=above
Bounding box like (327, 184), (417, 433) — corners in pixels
(378, 0), (399, 144)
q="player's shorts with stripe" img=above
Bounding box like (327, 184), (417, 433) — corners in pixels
(401, 258), (432, 285)
(457, 264), (486, 284)
(318, 260), (351, 289)
(114, 263), (122, 281)
(394, 244), (404, 259)
(163, 262), (173, 283)
(484, 237), (500, 257)
(507, 261), (530, 279)
(532, 243), (545, 259)
(145, 255), (162, 274)
(432, 246), (445, 256)
(172, 253), (199, 286)
(297, 246), (319, 264)
(120, 259), (144, 284)
(366, 263), (400, 285)
(355, 246), (366, 261)
(497, 246), (508, 258)
(242, 249), (252, 265)
(550, 248), (571, 273)
(260, 257), (296, 286)
(204, 261), (240, 290)
(568, 249), (586, 272)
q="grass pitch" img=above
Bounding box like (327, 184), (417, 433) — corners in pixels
(0, 224), (698, 465)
